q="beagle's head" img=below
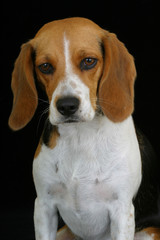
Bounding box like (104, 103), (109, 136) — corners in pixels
(9, 17), (136, 130)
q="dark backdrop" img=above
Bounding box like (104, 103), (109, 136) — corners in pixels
(2, 1), (159, 239)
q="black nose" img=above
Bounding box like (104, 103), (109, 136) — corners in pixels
(56, 97), (80, 116)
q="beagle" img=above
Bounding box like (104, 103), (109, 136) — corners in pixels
(9, 18), (160, 240)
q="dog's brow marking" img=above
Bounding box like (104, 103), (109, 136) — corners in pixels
(64, 34), (72, 75)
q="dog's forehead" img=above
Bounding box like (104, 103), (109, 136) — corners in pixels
(34, 18), (103, 55)
(35, 17), (102, 37)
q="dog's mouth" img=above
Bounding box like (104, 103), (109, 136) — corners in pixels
(49, 111), (91, 125)
(64, 119), (79, 123)
(60, 116), (81, 124)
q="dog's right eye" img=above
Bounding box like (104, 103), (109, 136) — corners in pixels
(38, 63), (54, 74)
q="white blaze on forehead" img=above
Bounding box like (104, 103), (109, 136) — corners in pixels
(64, 34), (72, 74)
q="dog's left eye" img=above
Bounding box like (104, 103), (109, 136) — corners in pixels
(80, 58), (97, 70)
(38, 63), (54, 74)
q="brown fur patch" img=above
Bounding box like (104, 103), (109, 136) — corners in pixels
(98, 32), (136, 122)
(56, 225), (76, 240)
(48, 127), (59, 149)
(8, 42), (38, 130)
(143, 227), (160, 240)
(34, 141), (42, 158)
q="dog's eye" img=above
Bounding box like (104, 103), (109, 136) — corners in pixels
(38, 63), (54, 74)
(80, 58), (97, 70)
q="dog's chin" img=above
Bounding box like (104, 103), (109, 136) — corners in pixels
(49, 116), (80, 125)
(50, 115), (95, 125)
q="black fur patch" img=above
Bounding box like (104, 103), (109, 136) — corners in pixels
(42, 120), (55, 147)
(134, 128), (160, 230)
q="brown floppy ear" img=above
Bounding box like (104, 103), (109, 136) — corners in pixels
(99, 31), (136, 122)
(8, 41), (38, 130)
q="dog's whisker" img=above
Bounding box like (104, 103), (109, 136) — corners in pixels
(90, 97), (117, 108)
(38, 98), (49, 104)
(36, 107), (49, 134)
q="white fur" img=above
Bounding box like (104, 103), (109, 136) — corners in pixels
(33, 116), (141, 240)
(49, 36), (95, 125)
(33, 36), (142, 240)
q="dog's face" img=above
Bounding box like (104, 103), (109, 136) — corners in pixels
(9, 17), (136, 130)
(35, 19), (104, 124)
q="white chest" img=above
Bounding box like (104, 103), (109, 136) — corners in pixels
(33, 116), (141, 239)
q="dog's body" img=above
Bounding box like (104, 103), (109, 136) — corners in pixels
(33, 116), (140, 240)
(9, 18), (160, 240)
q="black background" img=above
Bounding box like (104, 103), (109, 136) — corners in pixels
(2, 1), (159, 239)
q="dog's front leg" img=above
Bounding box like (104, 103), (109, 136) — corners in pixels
(110, 201), (135, 240)
(34, 197), (58, 240)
